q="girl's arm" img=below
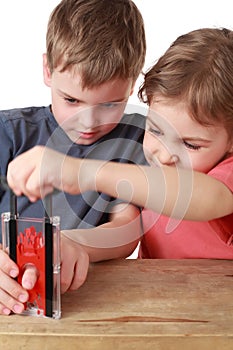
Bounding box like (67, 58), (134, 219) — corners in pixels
(96, 160), (233, 221)
(7, 146), (233, 221)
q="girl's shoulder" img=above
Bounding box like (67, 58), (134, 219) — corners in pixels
(209, 155), (233, 191)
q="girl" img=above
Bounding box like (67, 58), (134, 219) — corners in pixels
(138, 27), (233, 258)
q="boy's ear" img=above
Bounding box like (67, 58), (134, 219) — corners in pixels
(43, 53), (52, 87)
(129, 83), (135, 96)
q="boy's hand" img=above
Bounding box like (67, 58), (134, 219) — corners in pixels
(0, 234), (89, 315)
(7, 146), (64, 202)
(60, 234), (89, 294)
(0, 248), (37, 315)
(7, 145), (89, 201)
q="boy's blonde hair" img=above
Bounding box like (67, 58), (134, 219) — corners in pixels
(139, 28), (233, 140)
(46, 0), (146, 88)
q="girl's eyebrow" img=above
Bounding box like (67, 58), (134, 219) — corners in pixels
(147, 116), (212, 143)
(146, 116), (162, 130)
(183, 136), (212, 144)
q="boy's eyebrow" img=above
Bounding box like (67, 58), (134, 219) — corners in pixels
(58, 89), (81, 101)
(58, 89), (127, 104)
(100, 98), (127, 103)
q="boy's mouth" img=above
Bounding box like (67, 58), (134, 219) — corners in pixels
(78, 131), (98, 139)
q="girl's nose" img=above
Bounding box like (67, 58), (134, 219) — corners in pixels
(143, 131), (180, 166)
(158, 153), (179, 165)
(156, 145), (179, 166)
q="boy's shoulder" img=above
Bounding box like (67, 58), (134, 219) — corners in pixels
(94, 112), (147, 165)
(0, 106), (52, 125)
(120, 112), (146, 129)
(110, 112), (146, 136)
(102, 112), (145, 143)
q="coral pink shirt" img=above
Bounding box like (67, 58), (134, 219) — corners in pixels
(139, 156), (233, 259)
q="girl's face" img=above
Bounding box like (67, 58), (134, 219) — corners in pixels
(143, 97), (232, 173)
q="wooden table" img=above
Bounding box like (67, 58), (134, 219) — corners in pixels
(0, 259), (233, 349)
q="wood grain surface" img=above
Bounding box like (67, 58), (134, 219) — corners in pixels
(0, 259), (233, 349)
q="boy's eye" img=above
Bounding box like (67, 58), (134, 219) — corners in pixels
(183, 141), (201, 150)
(65, 97), (78, 104)
(100, 102), (118, 108)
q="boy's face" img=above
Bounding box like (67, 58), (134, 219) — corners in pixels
(143, 97), (232, 173)
(43, 55), (134, 145)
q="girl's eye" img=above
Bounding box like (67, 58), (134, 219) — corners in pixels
(147, 126), (162, 136)
(183, 141), (201, 150)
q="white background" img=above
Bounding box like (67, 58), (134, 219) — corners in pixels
(0, 0), (232, 109)
(0, 1), (232, 258)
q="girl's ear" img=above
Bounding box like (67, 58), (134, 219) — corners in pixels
(227, 142), (233, 156)
(43, 53), (52, 87)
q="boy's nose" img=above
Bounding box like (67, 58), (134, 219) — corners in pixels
(79, 107), (98, 129)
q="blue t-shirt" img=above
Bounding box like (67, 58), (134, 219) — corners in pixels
(0, 106), (146, 241)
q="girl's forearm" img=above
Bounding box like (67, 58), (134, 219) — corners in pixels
(7, 147), (232, 221)
(95, 162), (186, 218)
(84, 160), (232, 221)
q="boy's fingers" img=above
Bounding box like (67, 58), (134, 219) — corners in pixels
(0, 286), (27, 315)
(0, 302), (11, 315)
(6, 168), (22, 196)
(0, 250), (19, 278)
(0, 269), (29, 309)
(69, 257), (89, 291)
(60, 259), (75, 294)
(0, 295), (25, 315)
(21, 264), (39, 290)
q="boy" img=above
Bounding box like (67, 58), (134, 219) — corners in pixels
(0, 0), (146, 315)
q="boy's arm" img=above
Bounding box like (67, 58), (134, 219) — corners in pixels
(50, 203), (140, 294)
(43, 202), (140, 294)
(62, 203), (141, 262)
(7, 146), (233, 221)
